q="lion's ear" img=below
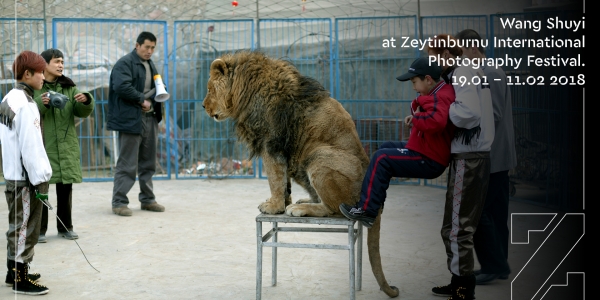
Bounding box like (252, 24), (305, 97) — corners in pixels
(210, 59), (228, 77)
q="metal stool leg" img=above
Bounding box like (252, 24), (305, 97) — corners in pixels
(272, 221), (278, 286)
(256, 220), (263, 300)
(357, 222), (363, 291)
(348, 224), (356, 300)
(256, 215), (361, 300)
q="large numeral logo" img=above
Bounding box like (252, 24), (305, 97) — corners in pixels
(511, 213), (584, 299)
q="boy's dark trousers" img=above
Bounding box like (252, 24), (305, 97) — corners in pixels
(359, 141), (446, 217)
(40, 183), (73, 234)
(5, 181), (43, 263)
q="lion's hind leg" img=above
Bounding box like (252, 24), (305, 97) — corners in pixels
(287, 167), (322, 210)
(285, 152), (363, 217)
(284, 172), (348, 216)
(293, 177), (321, 204)
(296, 179), (321, 204)
(285, 177), (329, 216)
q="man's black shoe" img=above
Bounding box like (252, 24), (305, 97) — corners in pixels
(476, 272), (510, 285)
(474, 269), (509, 281)
(339, 203), (376, 228)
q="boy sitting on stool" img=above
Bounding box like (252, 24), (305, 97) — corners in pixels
(340, 57), (455, 227)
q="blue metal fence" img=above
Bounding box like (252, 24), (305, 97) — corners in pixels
(50, 18), (170, 181)
(259, 18), (333, 90)
(171, 19), (255, 179)
(0, 18), (47, 97)
(0, 18), (47, 60)
(420, 15), (488, 47)
(335, 16), (418, 100)
(335, 16), (419, 186)
(0, 14), (582, 212)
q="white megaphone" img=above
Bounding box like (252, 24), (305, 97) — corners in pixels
(153, 74), (170, 102)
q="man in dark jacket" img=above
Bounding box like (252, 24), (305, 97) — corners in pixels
(107, 31), (165, 216)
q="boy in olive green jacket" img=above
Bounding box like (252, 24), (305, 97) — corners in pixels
(33, 48), (95, 242)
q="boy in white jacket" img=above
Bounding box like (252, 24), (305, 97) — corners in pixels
(0, 50), (52, 295)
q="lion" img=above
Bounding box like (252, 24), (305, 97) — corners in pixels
(202, 50), (399, 298)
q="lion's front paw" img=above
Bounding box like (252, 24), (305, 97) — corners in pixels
(285, 204), (307, 217)
(258, 199), (285, 214)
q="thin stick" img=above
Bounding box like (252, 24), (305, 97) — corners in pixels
(39, 200), (100, 273)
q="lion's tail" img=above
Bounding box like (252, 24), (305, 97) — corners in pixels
(367, 212), (400, 298)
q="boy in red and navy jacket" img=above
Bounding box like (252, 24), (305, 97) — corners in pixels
(340, 57), (455, 227)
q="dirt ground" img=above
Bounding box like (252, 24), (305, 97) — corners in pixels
(0, 178), (566, 299)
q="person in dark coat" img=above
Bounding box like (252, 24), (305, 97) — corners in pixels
(456, 29), (517, 285)
(107, 31), (165, 216)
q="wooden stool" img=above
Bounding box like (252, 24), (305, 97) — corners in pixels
(256, 213), (363, 300)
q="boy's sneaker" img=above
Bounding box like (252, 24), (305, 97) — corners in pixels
(432, 283), (477, 299)
(11, 262), (49, 295)
(432, 275), (476, 300)
(5, 270), (41, 286)
(339, 203), (376, 228)
(12, 277), (49, 295)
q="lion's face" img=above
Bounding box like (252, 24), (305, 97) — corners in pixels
(202, 59), (232, 122)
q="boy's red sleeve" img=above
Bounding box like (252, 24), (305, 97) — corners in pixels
(410, 98), (419, 115)
(411, 85), (455, 133)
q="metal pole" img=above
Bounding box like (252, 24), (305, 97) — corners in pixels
(348, 224), (355, 300)
(418, 0), (423, 41)
(357, 222), (362, 291)
(272, 221), (277, 286)
(255, 0), (260, 50)
(256, 220), (263, 300)
(43, 0), (48, 48)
